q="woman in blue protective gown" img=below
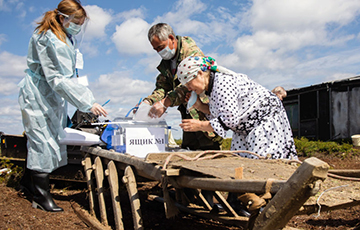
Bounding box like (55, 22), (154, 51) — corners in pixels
(18, 0), (107, 212)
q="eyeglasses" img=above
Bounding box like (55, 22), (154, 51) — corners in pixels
(58, 11), (85, 25)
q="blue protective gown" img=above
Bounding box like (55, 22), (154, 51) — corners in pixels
(18, 30), (96, 173)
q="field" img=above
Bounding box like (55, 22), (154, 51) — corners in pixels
(0, 138), (359, 230)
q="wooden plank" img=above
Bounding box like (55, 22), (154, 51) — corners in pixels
(122, 166), (144, 230)
(150, 195), (249, 228)
(192, 189), (212, 211)
(71, 201), (112, 230)
(328, 169), (360, 178)
(161, 169), (181, 176)
(105, 161), (124, 230)
(297, 200), (360, 215)
(81, 146), (162, 181)
(81, 147), (298, 182)
(213, 191), (239, 217)
(252, 157), (329, 230)
(235, 167), (243, 179)
(174, 176), (286, 194)
(81, 154), (96, 216)
(145, 151), (206, 162)
(93, 156), (108, 226)
(168, 157), (298, 180)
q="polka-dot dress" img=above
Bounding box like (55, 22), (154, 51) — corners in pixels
(206, 72), (298, 160)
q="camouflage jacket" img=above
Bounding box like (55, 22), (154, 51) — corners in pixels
(144, 36), (223, 144)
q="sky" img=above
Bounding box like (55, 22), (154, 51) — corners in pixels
(0, 0), (360, 140)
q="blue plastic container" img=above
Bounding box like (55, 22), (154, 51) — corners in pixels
(101, 123), (126, 153)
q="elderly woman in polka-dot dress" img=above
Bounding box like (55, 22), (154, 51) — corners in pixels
(178, 56), (298, 160)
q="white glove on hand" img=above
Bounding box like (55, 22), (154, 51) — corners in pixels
(90, 103), (108, 117)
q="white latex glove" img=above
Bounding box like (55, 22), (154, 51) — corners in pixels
(90, 103), (108, 117)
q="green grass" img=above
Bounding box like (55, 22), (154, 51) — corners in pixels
(294, 137), (360, 158)
(175, 137), (360, 158)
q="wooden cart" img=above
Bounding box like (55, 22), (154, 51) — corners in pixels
(80, 146), (331, 230)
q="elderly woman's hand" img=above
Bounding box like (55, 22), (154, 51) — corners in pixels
(179, 119), (214, 132)
(90, 103), (108, 117)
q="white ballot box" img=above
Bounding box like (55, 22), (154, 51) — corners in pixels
(103, 117), (169, 158)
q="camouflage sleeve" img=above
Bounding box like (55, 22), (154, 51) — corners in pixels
(144, 73), (172, 105)
(181, 36), (204, 57)
(166, 36), (204, 107)
(166, 84), (188, 106)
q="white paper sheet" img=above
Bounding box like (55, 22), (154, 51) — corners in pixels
(133, 102), (167, 123)
(59, 127), (102, 146)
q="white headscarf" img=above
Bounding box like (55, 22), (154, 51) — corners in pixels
(177, 56), (236, 85)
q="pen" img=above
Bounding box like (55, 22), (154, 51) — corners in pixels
(102, 99), (110, 107)
(125, 98), (143, 117)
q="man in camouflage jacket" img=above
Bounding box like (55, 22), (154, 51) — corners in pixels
(144, 23), (222, 150)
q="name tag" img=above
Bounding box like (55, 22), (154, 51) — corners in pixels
(75, 49), (84, 69)
(72, 75), (89, 86)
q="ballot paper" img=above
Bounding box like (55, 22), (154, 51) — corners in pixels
(133, 102), (167, 123)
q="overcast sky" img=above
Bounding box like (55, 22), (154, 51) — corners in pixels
(1, 0), (360, 139)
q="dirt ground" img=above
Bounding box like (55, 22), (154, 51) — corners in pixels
(0, 153), (359, 230)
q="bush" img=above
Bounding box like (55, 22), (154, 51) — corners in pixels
(221, 138), (232, 150)
(173, 136), (360, 158)
(294, 137), (360, 158)
(175, 139), (182, 146)
(0, 157), (23, 187)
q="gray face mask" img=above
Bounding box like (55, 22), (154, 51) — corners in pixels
(157, 40), (176, 60)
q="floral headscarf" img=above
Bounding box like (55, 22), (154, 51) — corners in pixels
(177, 56), (219, 86)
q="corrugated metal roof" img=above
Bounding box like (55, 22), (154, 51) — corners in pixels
(287, 75), (360, 93)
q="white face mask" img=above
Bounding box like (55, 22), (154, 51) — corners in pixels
(65, 22), (82, 36)
(158, 39), (176, 60)
(187, 91), (198, 111)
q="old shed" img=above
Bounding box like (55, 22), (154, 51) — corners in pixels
(282, 76), (360, 141)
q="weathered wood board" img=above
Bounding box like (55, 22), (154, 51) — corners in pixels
(82, 147), (359, 213)
(163, 155), (299, 180)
